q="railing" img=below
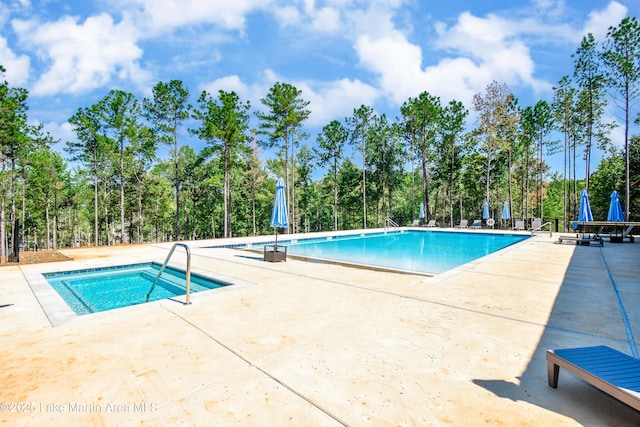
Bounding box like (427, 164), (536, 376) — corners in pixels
(385, 217), (400, 230)
(531, 221), (553, 238)
(146, 243), (192, 304)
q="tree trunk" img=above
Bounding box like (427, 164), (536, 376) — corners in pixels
(120, 140), (126, 244)
(94, 163), (99, 247)
(174, 135), (180, 241)
(421, 149), (430, 221)
(362, 139), (367, 229)
(0, 161), (6, 262)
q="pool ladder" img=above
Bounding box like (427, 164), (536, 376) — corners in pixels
(531, 221), (553, 238)
(385, 217), (400, 230)
(145, 242), (192, 304)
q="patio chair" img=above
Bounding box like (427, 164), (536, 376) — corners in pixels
(513, 220), (525, 231)
(409, 219), (420, 227)
(471, 219), (482, 229)
(455, 219), (468, 228)
(530, 218), (542, 230)
(425, 219), (436, 227)
(557, 234), (604, 247)
(611, 225), (635, 243)
(623, 225), (635, 243)
(547, 345), (640, 411)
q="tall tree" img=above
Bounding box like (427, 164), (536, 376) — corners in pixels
(400, 91), (442, 221)
(67, 104), (109, 246)
(143, 80), (190, 240)
(255, 82), (310, 234)
(346, 105), (375, 228)
(368, 114), (405, 223)
(0, 69), (43, 260)
(192, 90), (251, 238)
(552, 76), (578, 230)
(535, 101), (556, 216)
(314, 120), (348, 230)
(440, 100), (468, 227)
(245, 130), (265, 236)
(573, 33), (608, 191)
(601, 16), (640, 220)
(99, 90), (139, 243)
(472, 81), (517, 212)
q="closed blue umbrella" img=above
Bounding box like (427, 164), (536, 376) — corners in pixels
(578, 189), (593, 222)
(501, 201), (510, 220)
(270, 177), (289, 247)
(482, 201), (490, 219)
(419, 203), (425, 219)
(607, 190), (625, 222)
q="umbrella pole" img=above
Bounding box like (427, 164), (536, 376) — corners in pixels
(274, 228), (278, 250)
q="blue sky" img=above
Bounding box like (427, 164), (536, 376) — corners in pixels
(1, 0), (639, 177)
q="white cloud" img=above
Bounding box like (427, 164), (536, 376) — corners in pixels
(298, 77), (379, 126)
(201, 71), (379, 127)
(116, 0), (271, 36)
(581, 1), (627, 41)
(201, 74), (254, 101)
(12, 13), (149, 96)
(0, 36), (30, 86)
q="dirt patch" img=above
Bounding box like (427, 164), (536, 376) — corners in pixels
(0, 250), (72, 266)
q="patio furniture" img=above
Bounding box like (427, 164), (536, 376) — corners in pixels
(610, 225), (635, 243)
(513, 220), (525, 231)
(547, 345), (640, 411)
(425, 219), (436, 228)
(455, 219), (468, 229)
(557, 235), (604, 247)
(471, 219), (482, 229)
(530, 218), (542, 230)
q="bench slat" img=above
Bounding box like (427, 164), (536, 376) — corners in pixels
(547, 345), (640, 411)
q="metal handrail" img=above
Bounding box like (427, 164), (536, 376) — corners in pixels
(145, 243), (192, 304)
(531, 221), (553, 238)
(385, 218), (400, 229)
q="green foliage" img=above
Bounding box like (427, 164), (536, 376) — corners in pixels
(3, 14), (640, 255)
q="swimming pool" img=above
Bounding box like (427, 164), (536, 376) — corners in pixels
(44, 262), (229, 315)
(278, 230), (528, 275)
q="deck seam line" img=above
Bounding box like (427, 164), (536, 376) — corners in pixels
(599, 247), (639, 358)
(164, 306), (350, 427)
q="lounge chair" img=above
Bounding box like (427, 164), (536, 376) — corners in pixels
(530, 218), (542, 230)
(410, 219), (420, 227)
(547, 345), (640, 411)
(471, 219), (482, 229)
(513, 220), (525, 231)
(610, 225), (635, 243)
(455, 219), (468, 228)
(557, 234), (604, 247)
(425, 219), (436, 228)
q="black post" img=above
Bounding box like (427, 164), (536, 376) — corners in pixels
(8, 219), (20, 263)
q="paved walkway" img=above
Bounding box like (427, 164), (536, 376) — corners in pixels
(1, 230), (639, 426)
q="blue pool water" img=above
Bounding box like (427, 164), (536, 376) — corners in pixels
(283, 230), (528, 274)
(44, 263), (228, 315)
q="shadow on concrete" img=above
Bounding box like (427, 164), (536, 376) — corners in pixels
(474, 240), (640, 425)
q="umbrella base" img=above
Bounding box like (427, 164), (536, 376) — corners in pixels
(264, 245), (287, 262)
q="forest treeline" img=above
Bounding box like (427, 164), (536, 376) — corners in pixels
(1, 17), (639, 258)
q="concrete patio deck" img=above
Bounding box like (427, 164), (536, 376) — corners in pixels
(1, 229), (639, 426)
